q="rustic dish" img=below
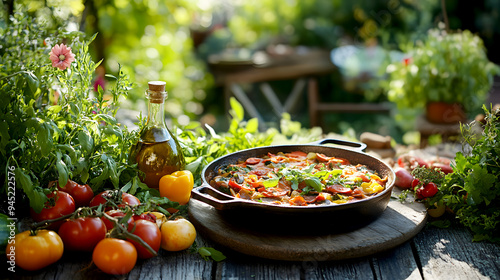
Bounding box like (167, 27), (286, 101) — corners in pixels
(191, 139), (395, 232)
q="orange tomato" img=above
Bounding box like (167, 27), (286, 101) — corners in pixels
(92, 238), (137, 275)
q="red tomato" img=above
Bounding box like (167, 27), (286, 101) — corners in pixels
(316, 153), (331, 162)
(92, 238), (137, 275)
(416, 182), (438, 199)
(30, 191), (76, 230)
(127, 219), (161, 259)
(101, 210), (135, 231)
(132, 213), (157, 224)
(58, 217), (106, 251)
(55, 180), (94, 207)
(411, 178), (420, 188)
(89, 190), (140, 210)
(421, 182), (439, 198)
(228, 179), (243, 191)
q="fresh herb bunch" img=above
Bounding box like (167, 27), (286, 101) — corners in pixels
(444, 106), (500, 243)
(407, 106), (500, 243)
(0, 14), (142, 213)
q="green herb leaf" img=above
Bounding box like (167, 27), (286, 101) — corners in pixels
(304, 177), (322, 193)
(15, 168), (46, 213)
(198, 247), (226, 262)
(263, 178), (279, 188)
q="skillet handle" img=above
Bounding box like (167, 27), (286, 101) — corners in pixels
(191, 184), (240, 210)
(309, 138), (367, 152)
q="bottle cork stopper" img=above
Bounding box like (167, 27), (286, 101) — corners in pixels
(148, 81), (166, 92)
(147, 81), (167, 103)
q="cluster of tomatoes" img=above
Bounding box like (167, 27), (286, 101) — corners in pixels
(8, 174), (197, 275)
(394, 154), (452, 198)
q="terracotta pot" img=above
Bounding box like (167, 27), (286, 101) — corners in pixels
(426, 102), (467, 124)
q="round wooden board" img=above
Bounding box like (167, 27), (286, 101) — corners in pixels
(188, 190), (427, 261)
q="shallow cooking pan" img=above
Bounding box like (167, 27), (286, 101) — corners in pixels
(190, 139), (395, 232)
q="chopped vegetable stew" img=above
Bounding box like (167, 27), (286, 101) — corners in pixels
(210, 151), (388, 206)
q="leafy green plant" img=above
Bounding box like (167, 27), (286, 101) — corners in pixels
(0, 14), (142, 212)
(403, 106), (500, 243)
(384, 25), (500, 115)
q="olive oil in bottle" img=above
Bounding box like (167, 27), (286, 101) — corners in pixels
(129, 81), (185, 189)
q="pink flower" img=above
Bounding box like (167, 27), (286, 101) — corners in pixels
(49, 44), (75, 70)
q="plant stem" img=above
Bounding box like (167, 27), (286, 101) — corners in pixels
(103, 212), (158, 257)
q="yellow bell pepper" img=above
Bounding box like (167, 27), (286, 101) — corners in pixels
(159, 170), (194, 205)
(361, 181), (384, 194)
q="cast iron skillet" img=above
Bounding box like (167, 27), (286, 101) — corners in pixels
(190, 139), (395, 232)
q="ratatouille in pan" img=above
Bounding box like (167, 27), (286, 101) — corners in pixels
(209, 151), (388, 206)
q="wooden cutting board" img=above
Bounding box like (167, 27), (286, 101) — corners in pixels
(188, 190), (427, 261)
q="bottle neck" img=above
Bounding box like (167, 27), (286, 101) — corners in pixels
(146, 100), (166, 129)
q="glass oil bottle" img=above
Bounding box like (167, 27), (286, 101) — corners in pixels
(129, 81), (185, 189)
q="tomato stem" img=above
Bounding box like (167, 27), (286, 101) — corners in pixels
(30, 205), (101, 230)
(102, 211), (158, 257)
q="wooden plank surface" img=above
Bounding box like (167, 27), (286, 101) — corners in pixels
(413, 226), (500, 280)
(372, 242), (422, 280)
(4, 214), (500, 279)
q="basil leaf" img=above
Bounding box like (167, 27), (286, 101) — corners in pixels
(304, 177), (323, 193)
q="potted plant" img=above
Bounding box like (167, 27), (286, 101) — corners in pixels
(384, 25), (500, 124)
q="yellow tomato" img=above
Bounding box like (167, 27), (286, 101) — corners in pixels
(159, 170), (194, 205)
(148, 211), (167, 228)
(160, 218), (196, 251)
(427, 202), (446, 218)
(8, 230), (64, 271)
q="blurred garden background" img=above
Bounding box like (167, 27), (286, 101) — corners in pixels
(2, 0), (499, 145)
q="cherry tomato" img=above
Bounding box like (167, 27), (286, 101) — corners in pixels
(427, 202), (446, 218)
(101, 210), (135, 231)
(416, 182), (438, 199)
(92, 238), (137, 275)
(54, 180), (94, 207)
(411, 178), (420, 188)
(30, 191), (76, 230)
(7, 230), (63, 271)
(89, 190), (140, 210)
(132, 213), (157, 224)
(421, 182), (438, 198)
(160, 218), (196, 252)
(127, 219), (161, 259)
(58, 217), (106, 251)
(148, 211), (167, 228)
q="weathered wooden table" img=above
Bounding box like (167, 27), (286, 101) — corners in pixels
(4, 200), (500, 279)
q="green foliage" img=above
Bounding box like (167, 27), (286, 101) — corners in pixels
(84, 0), (213, 123)
(0, 14), (140, 212)
(177, 97), (275, 186)
(225, 0), (438, 49)
(384, 25), (500, 115)
(437, 106), (500, 243)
